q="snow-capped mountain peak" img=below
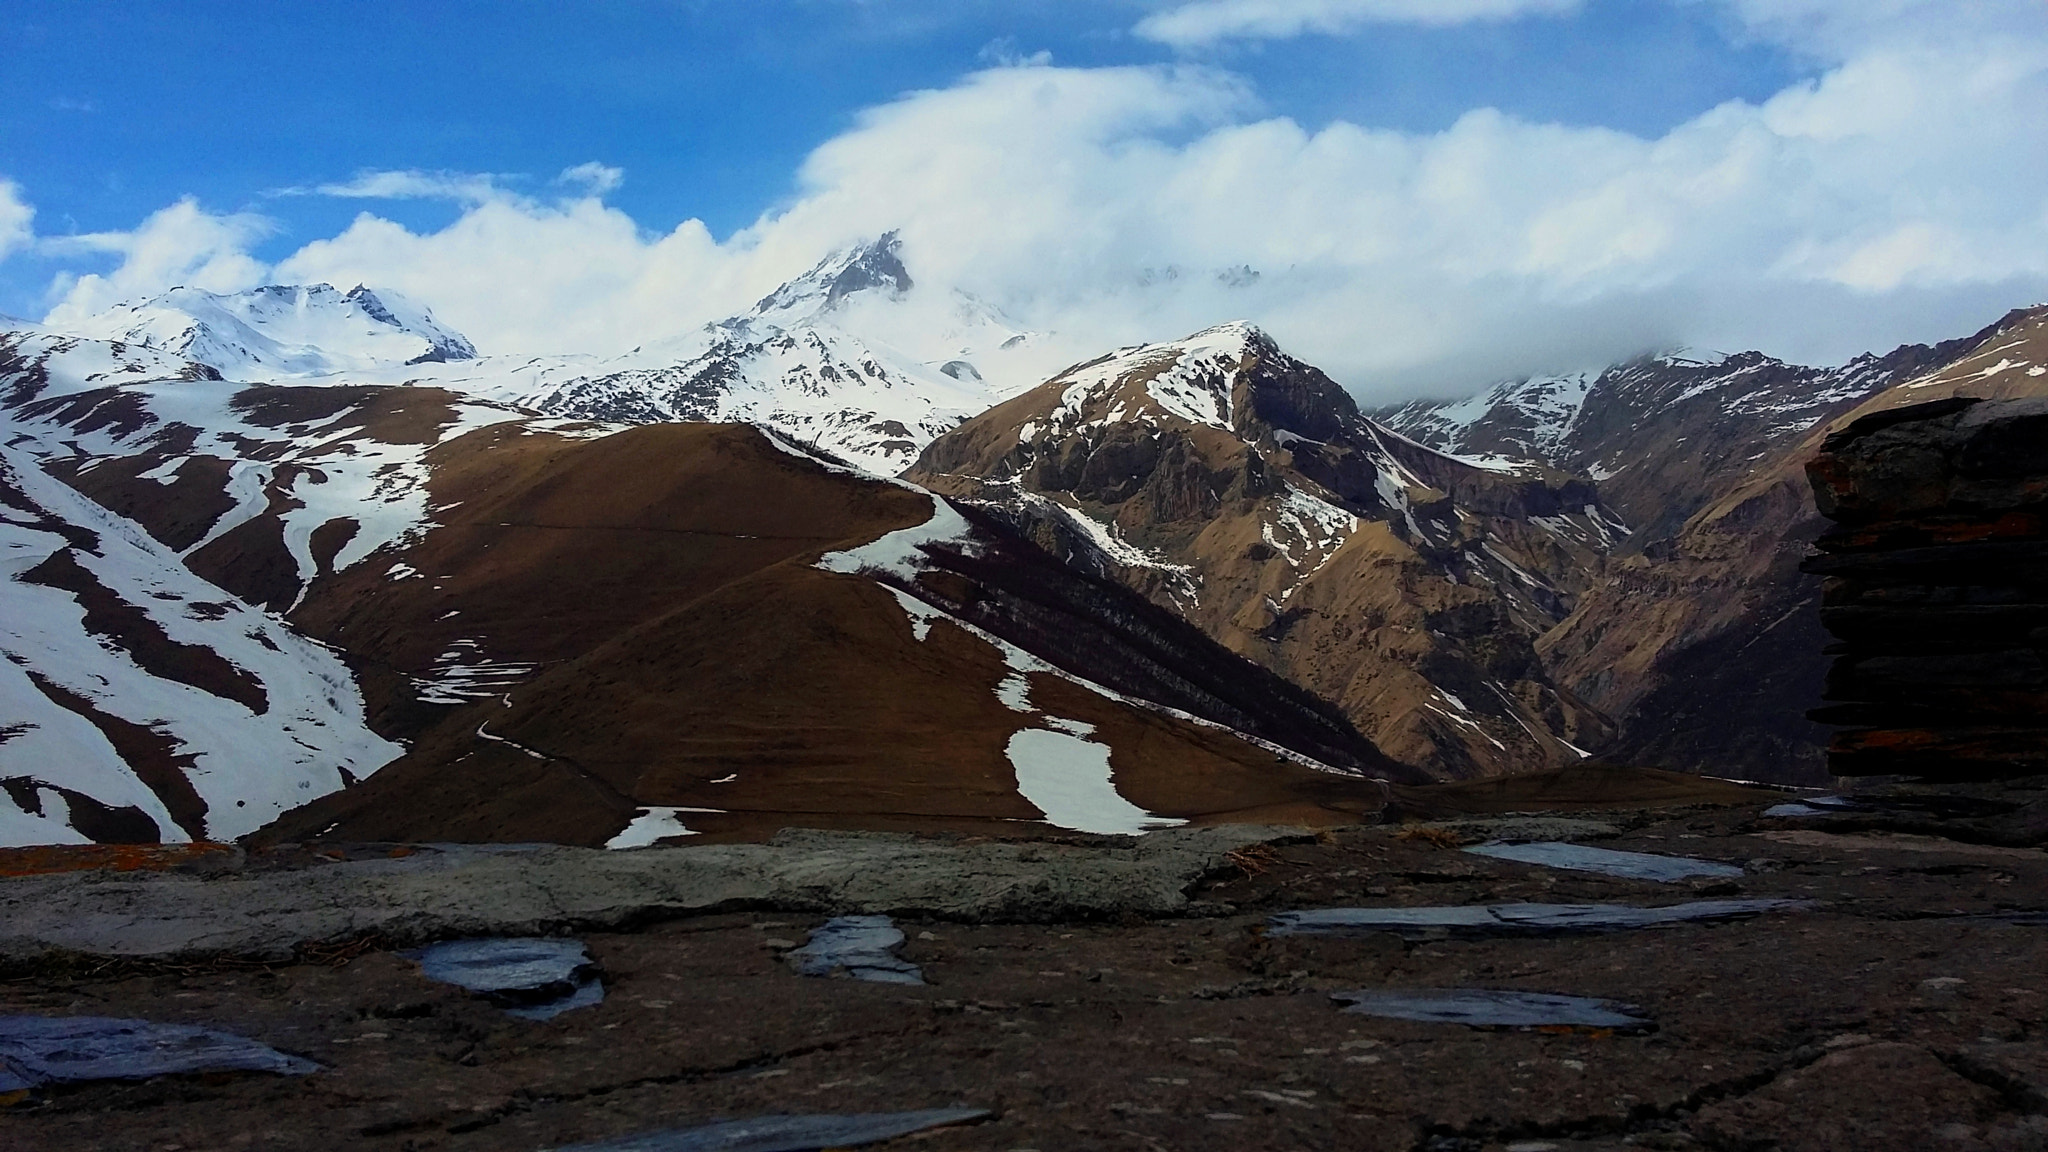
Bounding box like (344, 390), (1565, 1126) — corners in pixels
(1030, 320), (1273, 437)
(752, 231), (915, 321)
(397, 233), (1057, 474)
(41, 236), (1056, 476)
(58, 282), (477, 381)
(340, 285), (477, 363)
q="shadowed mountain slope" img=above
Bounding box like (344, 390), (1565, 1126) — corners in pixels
(1538, 306), (2048, 783)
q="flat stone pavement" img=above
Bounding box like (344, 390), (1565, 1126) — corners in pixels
(0, 826), (1285, 963)
(4, 795), (2048, 1152)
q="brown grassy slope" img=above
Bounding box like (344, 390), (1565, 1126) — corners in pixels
(258, 422), (1392, 845)
(1541, 306), (2048, 784)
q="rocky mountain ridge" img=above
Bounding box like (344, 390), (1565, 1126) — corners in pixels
(1378, 335), (1986, 544)
(909, 322), (1622, 778)
(1534, 307), (2048, 783)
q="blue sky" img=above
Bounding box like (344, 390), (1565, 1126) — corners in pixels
(3, 1), (2043, 397)
(6, 1), (1794, 271)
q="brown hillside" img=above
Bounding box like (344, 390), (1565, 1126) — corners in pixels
(260, 422), (1402, 845)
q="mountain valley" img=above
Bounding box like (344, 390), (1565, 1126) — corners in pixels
(4, 237), (2047, 843)
(1385, 308), (2048, 783)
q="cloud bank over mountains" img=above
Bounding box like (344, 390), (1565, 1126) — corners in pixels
(8, 0), (2047, 400)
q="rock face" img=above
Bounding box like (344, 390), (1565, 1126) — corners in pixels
(911, 323), (1622, 778)
(1391, 310), (2039, 784)
(1804, 395), (2048, 778)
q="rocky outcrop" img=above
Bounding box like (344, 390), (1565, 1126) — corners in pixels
(1804, 396), (2048, 778)
(0, 826), (1297, 963)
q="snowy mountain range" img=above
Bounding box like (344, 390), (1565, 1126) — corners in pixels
(463, 234), (1053, 471)
(45, 236), (1050, 474)
(0, 304), (1402, 847)
(63, 283), (476, 379)
(8, 224), (2048, 847)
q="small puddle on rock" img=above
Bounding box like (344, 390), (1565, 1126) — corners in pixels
(403, 938), (604, 1020)
(0, 1015), (318, 1097)
(785, 916), (924, 985)
(546, 1106), (991, 1151)
(1269, 899), (1808, 940)
(1464, 841), (1745, 882)
(1330, 989), (1654, 1032)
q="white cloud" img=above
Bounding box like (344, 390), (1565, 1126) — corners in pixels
(556, 162), (624, 195)
(300, 169), (512, 204)
(0, 181), (33, 264)
(1136, 0), (1581, 47)
(976, 36), (1053, 68)
(272, 190), (747, 359)
(25, 5), (2048, 400)
(41, 198), (273, 325)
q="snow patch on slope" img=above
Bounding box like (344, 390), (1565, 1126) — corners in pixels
(1006, 728), (1186, 836)
(853, 500), (1364, 781)
(605, 806), (723, 849)
(5, 375), (533, 609)
(817, 491), (981, 579)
